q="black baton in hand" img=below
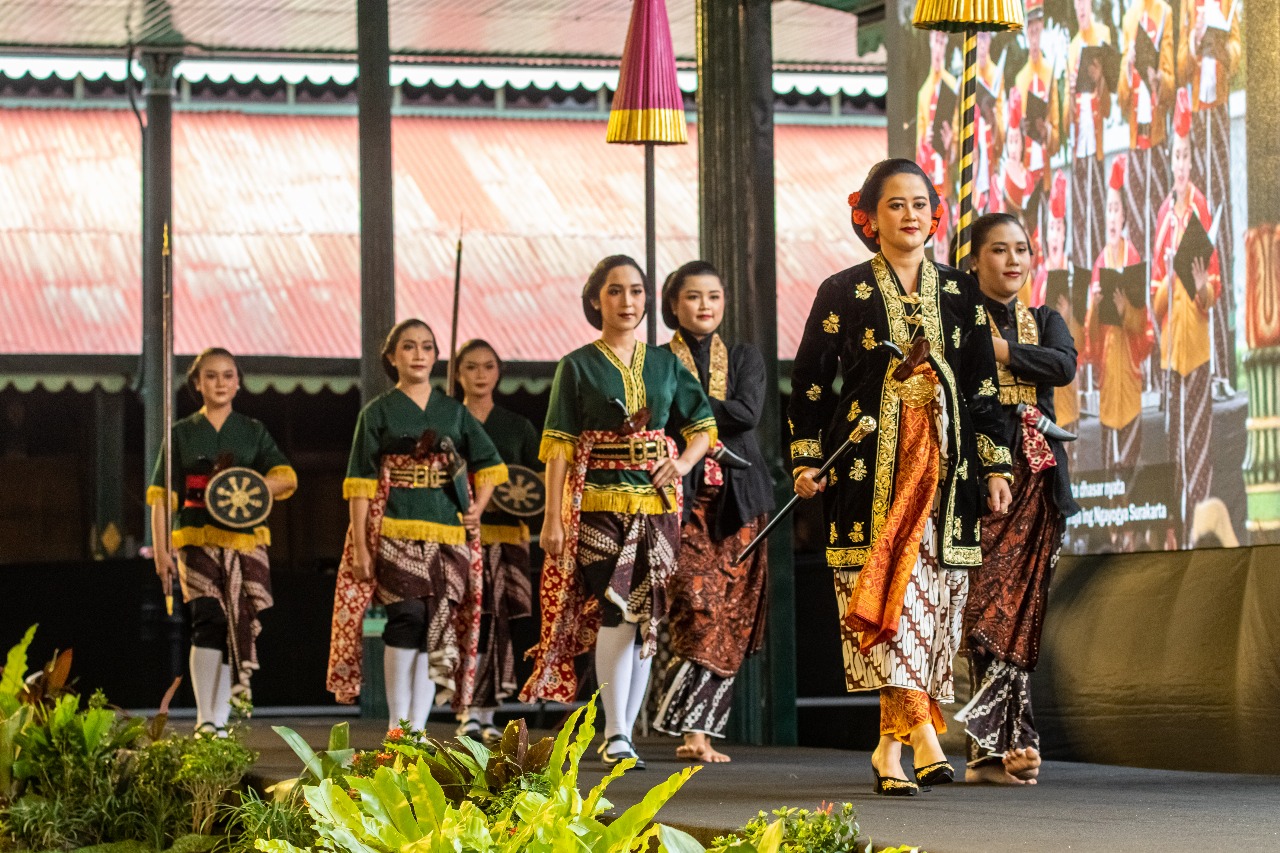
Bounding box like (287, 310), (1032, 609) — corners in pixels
(733, 415), (878, 566)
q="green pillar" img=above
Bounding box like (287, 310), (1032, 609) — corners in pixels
(696, 0), (796, 746)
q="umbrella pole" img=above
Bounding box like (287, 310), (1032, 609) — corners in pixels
(645, 140), (657, 346)
(956, 26), (978, 270)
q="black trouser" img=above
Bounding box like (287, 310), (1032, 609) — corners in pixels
(189, 596), (228, 661)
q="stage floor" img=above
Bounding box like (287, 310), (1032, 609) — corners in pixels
(241, 717), (1280, 852)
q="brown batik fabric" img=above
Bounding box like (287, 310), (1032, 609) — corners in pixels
(653, 487), (768, 737)
(376, 535), (476, 703)
(178, 544), (273, 699)
(960, 452), (1064, 764)
(666, 488), (768, 678)
(653, 658), (737, 738)
(470, 542), (534, 707)
(576, 510), (680, 656)
(965, 454), (1064, 671)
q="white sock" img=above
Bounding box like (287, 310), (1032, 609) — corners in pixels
(595, 623), (636, 743)
(409, 653), (437, 730)
(623, 643), (652, 735)
(211, 663), (233, 728)
(475, 708), (496, 727)
(383, 645), (417, 730)
(189, 646), (223, 729)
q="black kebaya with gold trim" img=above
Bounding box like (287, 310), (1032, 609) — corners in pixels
(788, 255), (1013, 570)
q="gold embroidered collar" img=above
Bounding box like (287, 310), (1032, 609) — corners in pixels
(987, 297), (1039, 406)
(594, 339), (647, 413)
(670, 330), (728, 400)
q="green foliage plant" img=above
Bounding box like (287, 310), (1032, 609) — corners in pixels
(222, 787), (319, 853)
(678, 803), (861, 853)
(175, 733), (256, 834)
(253, 694), (699, 853)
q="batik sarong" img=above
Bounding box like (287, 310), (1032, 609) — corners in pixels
(653, 486), (767, 737)
(1169, 363), (1213, 546)
(470, 542), (533, 707)
(1071, 156), (1107, 271)
(326, 454), (484, 709)
(1192, 106), (1234, 386)
(178, 543), (272, 700)
(521, 428), (682, 704)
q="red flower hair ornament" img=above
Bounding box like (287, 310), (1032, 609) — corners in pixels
(848, 185), (945, 249)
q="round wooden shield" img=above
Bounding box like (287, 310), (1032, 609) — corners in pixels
(205, 467), (273, 529)
(491, 464), (545, 518)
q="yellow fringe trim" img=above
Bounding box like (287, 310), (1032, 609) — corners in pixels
(171, 525), (270, 553)
(266, 465), (299, 501)
(343, 478), (379, 500)
(605, 108), (689, 145)
(681, 418), (719, 449)
(474, 463), (510, 488)
(581, 487), (674, 516)
(480, 523), (529, 546)
(539, 434), (577, 463)
(146, 486), (178, 511)
(380, 517), (468, 545)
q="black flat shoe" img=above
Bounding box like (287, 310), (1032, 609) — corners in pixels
(914, 760), (955, 787)
(873, 772), (919, 796)
(599, 735), (646, 770)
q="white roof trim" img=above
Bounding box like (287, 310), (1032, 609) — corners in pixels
(0, 55), (886, 98)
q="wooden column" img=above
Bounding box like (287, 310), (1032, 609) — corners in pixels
(696, 0), (795, 745)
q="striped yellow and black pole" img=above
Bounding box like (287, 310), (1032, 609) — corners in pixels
(956, 27), (979, 269)
(913, 2), (1026, 268)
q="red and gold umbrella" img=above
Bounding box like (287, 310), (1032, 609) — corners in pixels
(607, 0), (687, 344)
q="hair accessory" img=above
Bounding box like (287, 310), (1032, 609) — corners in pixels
(849, 190), (877, 242)
(1109, 153), (1128, 191)
(1174, 87), (1192, 138)
(1050, 171), (1068, 219)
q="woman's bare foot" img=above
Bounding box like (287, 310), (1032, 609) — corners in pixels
(966, 762), (1031, 785)
(1003, 747), (1041, 781)
(676, 733), (731, 763)
(871, 735), (908, 780)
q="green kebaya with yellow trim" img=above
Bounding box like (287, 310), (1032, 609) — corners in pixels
(147, 410), (297, 553)
(541, 340), (717, 515)
(344, 388), (508, 545)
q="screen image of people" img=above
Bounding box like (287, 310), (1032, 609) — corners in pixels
(912, 0), (1250, 553)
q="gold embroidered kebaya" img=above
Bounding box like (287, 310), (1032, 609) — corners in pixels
(988, 300), (1041, 407)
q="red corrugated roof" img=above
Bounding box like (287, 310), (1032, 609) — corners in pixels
(0, 107), (882, 361)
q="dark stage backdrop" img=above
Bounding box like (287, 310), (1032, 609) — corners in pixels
(892, 0), (1262, 555)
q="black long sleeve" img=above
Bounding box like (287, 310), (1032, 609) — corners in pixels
(1007, 309), (1078, 388)
(711, 345), (766, 437)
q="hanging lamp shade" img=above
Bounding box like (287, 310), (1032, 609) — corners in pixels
(607, 0), (687, 145)
(913, 0), (1025, 32)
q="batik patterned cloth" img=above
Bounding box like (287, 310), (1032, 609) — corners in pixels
(832, 519), (968, 708)
(966, 455), (1063, 672)
(1168, 363), (1213, 545)
(653, 658), (737, 738)
(326, 455), (485, 709)
(956, 657), (1039, 764)
(470, 541), (533, 707)
(178, 543), (272, 700)
(880, 685), (946, 743)
(520, 428), (682, 704)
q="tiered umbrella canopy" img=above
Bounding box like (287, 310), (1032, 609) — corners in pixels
(607, 0), (687, 145)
